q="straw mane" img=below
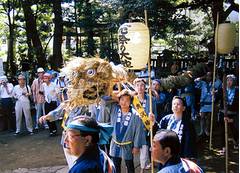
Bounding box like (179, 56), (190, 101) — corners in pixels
(62, 57), (128, 107)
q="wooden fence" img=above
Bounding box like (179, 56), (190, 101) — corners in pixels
(151, 56), (238, 78)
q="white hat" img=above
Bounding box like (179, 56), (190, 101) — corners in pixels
(0, 75), (7, 82)
(37, 67), (44, 73)
(226, 74), (236, 80)
(18, 75), (25, 80)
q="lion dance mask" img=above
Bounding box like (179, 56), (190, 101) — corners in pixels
(62, 57), (128, 107)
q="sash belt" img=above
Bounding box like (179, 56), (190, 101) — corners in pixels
(112, 138), (132, 146)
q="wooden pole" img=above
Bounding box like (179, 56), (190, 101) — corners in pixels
(222, 65), (228, 173)
(144, 9), (154, 173)
(209, 12), (219, 150)
(225, 118), (229, 173)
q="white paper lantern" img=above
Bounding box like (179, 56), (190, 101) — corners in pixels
(216, 23), (236, 54)
(118, 22), (150, 70)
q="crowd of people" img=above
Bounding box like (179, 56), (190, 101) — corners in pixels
(0, 67), (68, 136)
(0, 64), (238, 173)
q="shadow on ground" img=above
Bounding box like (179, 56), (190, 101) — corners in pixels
(0, 120), (238, 173)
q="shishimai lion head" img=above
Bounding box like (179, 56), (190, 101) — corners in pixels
(62, 57), (127, 107)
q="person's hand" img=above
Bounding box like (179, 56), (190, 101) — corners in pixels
(149, 112), (155, 126)
(25, 93), (31, 96)
(39, 115), (50, 124)
(132, 147), (139, 155)
(23, 92), (31, 97)
(129, 90), (137, 97)
(224, 117), (234, 123)
(151, 89), (159, 99)
(211, 89), (218, 95)
(111, 90), (120, 101)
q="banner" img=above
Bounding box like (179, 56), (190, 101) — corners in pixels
(132, 96), (151, 130)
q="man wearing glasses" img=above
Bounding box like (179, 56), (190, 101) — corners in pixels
(12, 75), (33, 135)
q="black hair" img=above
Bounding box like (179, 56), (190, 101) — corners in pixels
(172, 96), (186, 107)
(119, 93), (133, 103)
(76, 116), (100, 144)
(155, 129), (181, 156)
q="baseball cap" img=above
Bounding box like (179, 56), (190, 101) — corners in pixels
(37, 67), (45, 73)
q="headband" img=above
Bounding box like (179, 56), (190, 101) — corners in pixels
(67, 121), (113, 145)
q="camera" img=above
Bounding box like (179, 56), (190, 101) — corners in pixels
(39, 91), (44, 95)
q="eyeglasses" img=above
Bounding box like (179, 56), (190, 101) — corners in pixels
(65, 131), (82, 141)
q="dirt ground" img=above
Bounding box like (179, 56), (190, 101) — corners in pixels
(0, 122), (66, 172)
(0, 120), (238, 173)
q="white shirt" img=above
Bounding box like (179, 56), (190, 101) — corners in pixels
(43, 82), (58, 103)
(0, 83), (14, 98)
(12, 85), (31, 102)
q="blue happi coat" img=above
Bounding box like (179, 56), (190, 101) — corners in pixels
(140, 94), (158, 118)
(158, 157), (204, 173)
(98, 99), (145, 160)
(159, 114), (197, 158)
(195, 80), (220, 113)
(69, 147), (116, 173)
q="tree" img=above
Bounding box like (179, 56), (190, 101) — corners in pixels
(62, 0), (118, 58)
(0, 0), (20, 76)
(154, 0), (239, 53)
(101, 0), (238, 55)
(84, 0), (95, 56)
(22, 0), (46, 68)
(51, 0), (63, 70)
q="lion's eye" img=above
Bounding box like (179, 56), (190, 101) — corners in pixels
(72, 71), (77, 78)
(86, 69), (96, 77)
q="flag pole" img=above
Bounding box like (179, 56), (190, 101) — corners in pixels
(222, 62), (228, 173)
(144, 9), (154, 173)
(209, 12), (219, 150)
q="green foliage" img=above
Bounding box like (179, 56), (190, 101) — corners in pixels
(0, 15), (7, 55)
(62, 0), (119, 59)
(100, 0), (213, 58)
(0, 0), (237, 75)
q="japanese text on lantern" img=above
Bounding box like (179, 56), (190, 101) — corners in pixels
(119, 26), (133, 68)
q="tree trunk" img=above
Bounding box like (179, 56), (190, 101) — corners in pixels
(22, 0), (46, 68)
(5, 0), (17, 76)
(52, 0), (63, 70)
(66, 35), (71, 50)
(26, 27), (34, 64)
(74, 0), (79, 56)
(85, 1), (95, 56)
(7, 25), (16, 76)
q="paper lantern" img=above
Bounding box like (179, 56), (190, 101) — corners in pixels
(118, 22), (150, 70)
(216, 23), (236, 54)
